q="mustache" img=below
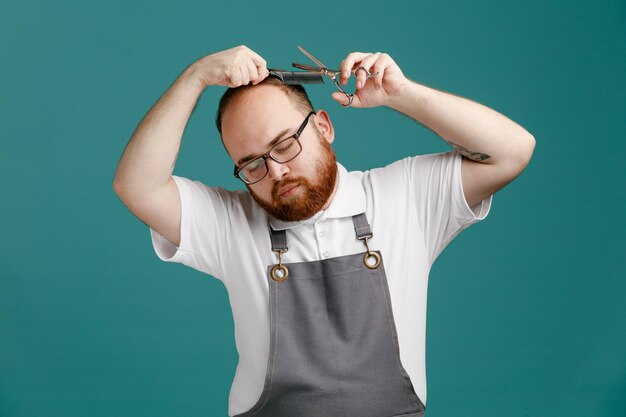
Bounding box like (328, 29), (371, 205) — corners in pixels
(272, 177), (307, 201)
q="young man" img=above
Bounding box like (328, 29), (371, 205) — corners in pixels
(114, 45), (535, 417)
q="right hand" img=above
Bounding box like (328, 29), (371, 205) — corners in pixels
(190, 45), (269, 88)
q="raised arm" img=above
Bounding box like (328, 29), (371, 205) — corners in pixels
(333, 52), (535, 208)
(113, 46), (268, 246)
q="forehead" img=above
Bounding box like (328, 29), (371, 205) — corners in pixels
(221, 85), (306, 161)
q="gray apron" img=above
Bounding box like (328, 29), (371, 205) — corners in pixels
(235, 213), (425, 417)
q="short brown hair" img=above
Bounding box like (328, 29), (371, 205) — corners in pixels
(215, 77), (315, 135)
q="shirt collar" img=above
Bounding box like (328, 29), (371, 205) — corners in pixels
(268, 162), (366, 231)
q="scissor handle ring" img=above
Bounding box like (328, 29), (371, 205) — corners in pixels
(334, 67), (378, 107)
(355, 66), (375, 78)
(330, 77), (355, 107)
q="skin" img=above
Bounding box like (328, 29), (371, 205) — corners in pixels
(113, 45), (535, 248)
(332, 51), (535, 208)
(220, 85), (340, 219)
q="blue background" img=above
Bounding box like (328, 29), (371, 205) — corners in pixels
(1, 1), (625, 416)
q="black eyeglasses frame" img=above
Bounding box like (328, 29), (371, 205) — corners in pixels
(233, 111), (317, 185)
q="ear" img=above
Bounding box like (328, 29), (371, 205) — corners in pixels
(312, 109), (335, 144)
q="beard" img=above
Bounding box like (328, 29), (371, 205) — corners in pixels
(249, 137), (338, 222)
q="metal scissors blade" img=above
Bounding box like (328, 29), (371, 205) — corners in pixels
(290, 45), (379, 107)
(294, 45), (341, 77)
(291, 63), (325, 72)
(297, 45), (327, 69)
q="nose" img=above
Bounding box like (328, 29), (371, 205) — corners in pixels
(266, 159), (289, 182)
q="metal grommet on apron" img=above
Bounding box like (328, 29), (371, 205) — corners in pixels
(353, 210), (382, 270)
(269, 257), (288, 282)
(235, 213), (425, 417)
(269, 224), (289, 282)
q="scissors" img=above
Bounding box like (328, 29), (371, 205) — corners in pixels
(268, 45), (379, 107)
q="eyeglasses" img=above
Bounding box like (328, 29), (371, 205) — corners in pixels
(234, 112), (316, 185)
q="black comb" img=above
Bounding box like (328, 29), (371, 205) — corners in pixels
(268, 68), (325, 85)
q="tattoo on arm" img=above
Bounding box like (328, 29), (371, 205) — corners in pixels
(446, 140), (491, 161)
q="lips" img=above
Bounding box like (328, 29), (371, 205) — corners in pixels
(278, 183), (299, 197)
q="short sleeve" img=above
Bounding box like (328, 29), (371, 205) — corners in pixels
(149, 175), (234, 281)
(407, 150), (492, 264)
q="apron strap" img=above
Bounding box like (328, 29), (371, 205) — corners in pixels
(270, 227), (288, 252)
(352, 213), (373, 240)
(270, 213), (373, 251)
(269, 227), (289, 282)
(267, 213), (379, 279)
(352, 213), (381, 270)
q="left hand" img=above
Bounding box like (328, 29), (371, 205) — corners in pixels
(333, 52), (408, 108)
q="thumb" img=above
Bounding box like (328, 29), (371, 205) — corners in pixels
(331, 91), (353, 107)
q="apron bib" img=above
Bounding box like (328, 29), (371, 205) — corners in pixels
(235, 213), (425, 417)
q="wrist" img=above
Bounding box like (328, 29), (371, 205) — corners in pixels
(386, 78), (431, 115)
(181, 64), (209, 92)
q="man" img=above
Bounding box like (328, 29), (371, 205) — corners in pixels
(114, 45), (535, 416)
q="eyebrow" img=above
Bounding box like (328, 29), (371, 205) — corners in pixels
(237, 128), (292, 166)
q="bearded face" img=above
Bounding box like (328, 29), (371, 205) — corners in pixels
(220, 85), (339, 221)
(248, 133), (338, 222)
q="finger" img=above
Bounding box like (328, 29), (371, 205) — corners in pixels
(370, 53), (392, 90)
(339, 52), (369, 84)
(354, 53), (380, 89)
(331, 91), (351, 107)
(227, 66), (242, 87)
(246, 60), (261, 85)
(247, 48), (267, 69)
(258, 64), (270, 83)
(330, 91), (363, 108)
(256, 65), (269, 83)
(240, 65), (250, 86)
(339, 59), (346, 85)
(248, 51), (268, 85)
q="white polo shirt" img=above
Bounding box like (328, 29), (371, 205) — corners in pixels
(150, 150), (492, 416)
